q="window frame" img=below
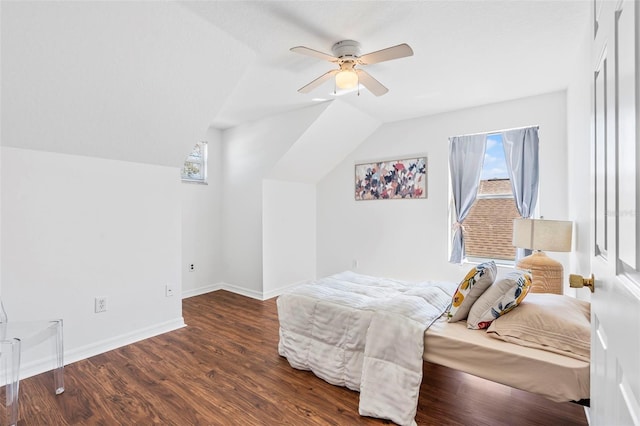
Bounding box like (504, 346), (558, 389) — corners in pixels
(447, 131), (539, 267)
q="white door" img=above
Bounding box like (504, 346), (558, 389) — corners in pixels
(590, 0), (640, 424)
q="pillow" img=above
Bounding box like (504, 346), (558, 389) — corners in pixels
(487, 293), (590, 361)
(447, 261), (497, 322)
(467, 269), (532, 329)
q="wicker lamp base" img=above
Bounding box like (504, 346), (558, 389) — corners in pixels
(516, 251), (563, 295)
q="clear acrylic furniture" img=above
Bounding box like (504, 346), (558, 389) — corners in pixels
(0, 301), (64, 426)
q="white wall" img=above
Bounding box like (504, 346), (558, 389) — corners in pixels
(566, 13), (593, 301)
(262, 180), (316, 298)
(0, 1), (250, 372)
(181, 127), (224, 298)
(1, 147), (184, 375)
(222, 100), (382, 298)
(221, 103), (330, 297)
(317, 91), (569, 285)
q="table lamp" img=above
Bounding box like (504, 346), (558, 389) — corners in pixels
(512, 218), (573, 294)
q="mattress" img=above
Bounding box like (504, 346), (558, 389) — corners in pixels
(423, 314), (590, 402)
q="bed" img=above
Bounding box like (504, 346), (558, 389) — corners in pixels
(424, 315), (590, 403)
(277, 270), (590, 425)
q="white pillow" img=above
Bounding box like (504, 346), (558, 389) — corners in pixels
(467, 269), (532, 330)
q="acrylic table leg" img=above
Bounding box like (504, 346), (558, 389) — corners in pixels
(52, 320), (64, 395)
(3, 339), (21, 426)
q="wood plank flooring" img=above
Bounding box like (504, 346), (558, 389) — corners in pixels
(13, 290), (587, 425)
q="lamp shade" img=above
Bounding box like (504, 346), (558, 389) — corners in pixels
(512, 218), (573, 252)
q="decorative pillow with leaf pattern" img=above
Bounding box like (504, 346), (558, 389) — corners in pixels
(467, 269), (532, 330)
(448, 261), (497, 322)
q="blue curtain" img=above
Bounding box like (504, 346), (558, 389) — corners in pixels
(449, 134), (487, 263)
(502, 127), (539, 260)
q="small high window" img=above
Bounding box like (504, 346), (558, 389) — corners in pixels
(181, 141), (208, 184)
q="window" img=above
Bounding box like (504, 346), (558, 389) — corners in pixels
(449, 126), (539, 265)
(181, 141), (208, 183)
(453, 134), (521, 264)
(464, 134), (521, 262)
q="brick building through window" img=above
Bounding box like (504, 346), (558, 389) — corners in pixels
(463, 178), (520, 262)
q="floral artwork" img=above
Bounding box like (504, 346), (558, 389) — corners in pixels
(354, 157), (427, 200)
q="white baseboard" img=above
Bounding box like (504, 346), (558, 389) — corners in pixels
(15, 280), (301, 385)
(183, 281), (303, 301)
(182, 283), (223, 299)
(262, 281), (305, 300)
(182, 282), (264, 300)
(218, 282), (264, 300)
(14, 317), (186, 383)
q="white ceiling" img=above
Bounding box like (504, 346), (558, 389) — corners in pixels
(180, 0), (590, 130)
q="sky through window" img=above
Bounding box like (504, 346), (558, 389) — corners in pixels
(481, 133), (508, 180)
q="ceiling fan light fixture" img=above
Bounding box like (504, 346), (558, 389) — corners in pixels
(292, 40), (413, 96)
(335, 69), (358, 89)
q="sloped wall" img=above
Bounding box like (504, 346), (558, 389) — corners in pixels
(268, 101), (380, 183)
(1, 1), (253, 167)
(222, 100), (380, 298)
(0, 1), (254, 376)
(221, 103), (330, 297)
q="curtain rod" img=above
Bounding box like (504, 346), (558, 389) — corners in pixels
(452, 125), (539, 139)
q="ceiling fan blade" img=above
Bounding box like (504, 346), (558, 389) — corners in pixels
(357, 43), (414, 65)
(290, 46), (338, 62)
(356, 69), (389, 96)
(298, 69), (339, 93)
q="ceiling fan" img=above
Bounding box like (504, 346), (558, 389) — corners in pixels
(290, 40), (413, 96)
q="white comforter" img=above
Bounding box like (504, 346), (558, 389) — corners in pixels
(277, 271), (456, 426)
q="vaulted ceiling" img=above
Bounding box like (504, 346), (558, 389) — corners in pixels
(2, 1), (254, 166)
(2, 1), (591, 173)
(180, 1), (591, 129)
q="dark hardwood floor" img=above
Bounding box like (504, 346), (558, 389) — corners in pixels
(13, 290), (587, 425)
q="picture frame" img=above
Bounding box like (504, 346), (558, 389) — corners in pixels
(354, 157), (427, 200)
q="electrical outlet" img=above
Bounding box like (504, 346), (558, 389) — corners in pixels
(166, 284), (175, 297)
(95, 297), (107, 313)
(189, 263), (195, 272)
